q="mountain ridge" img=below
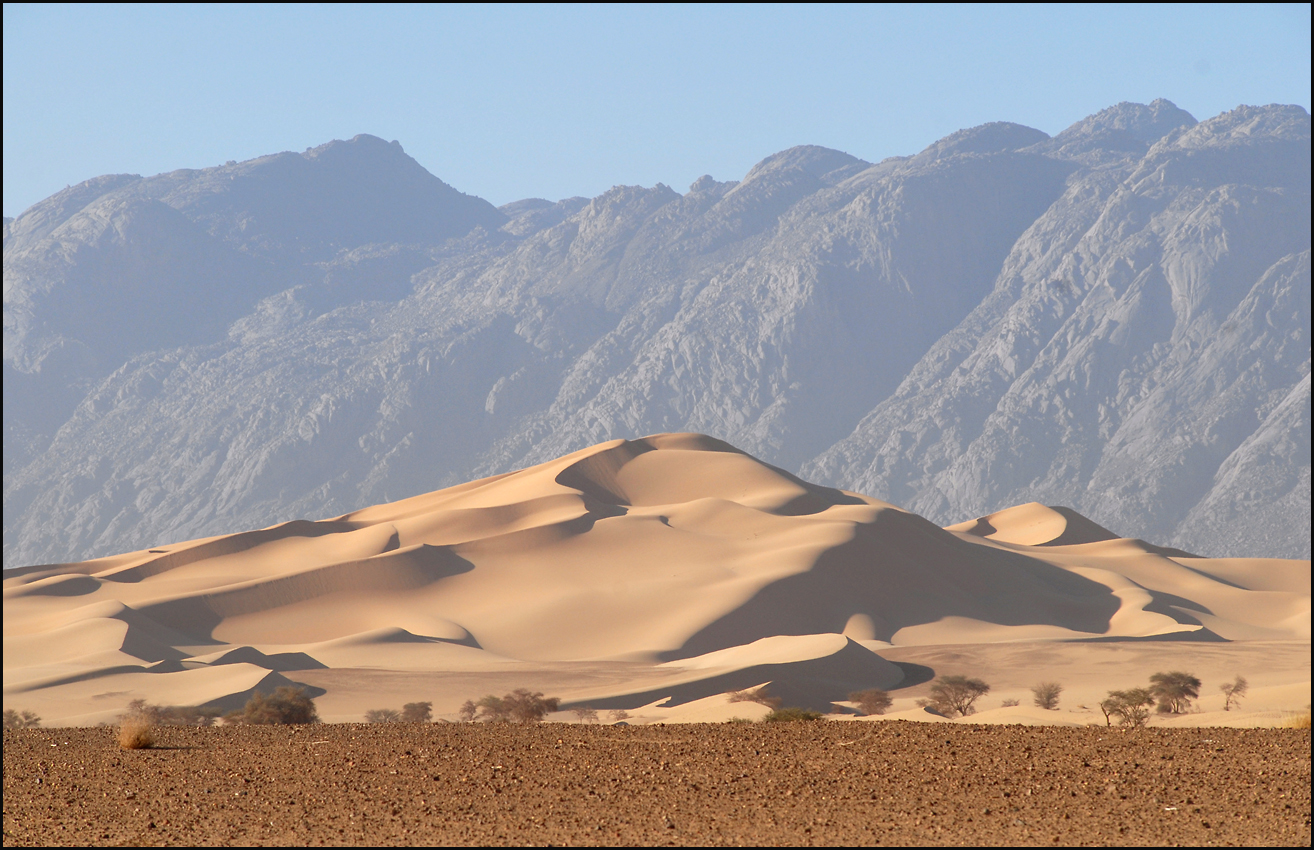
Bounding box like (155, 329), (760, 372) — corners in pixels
(4, 101), (1309, 567)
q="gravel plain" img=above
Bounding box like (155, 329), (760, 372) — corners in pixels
(3, 722), (1309, 846)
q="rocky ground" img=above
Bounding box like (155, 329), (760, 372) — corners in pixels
(3, 722), (1308, 846)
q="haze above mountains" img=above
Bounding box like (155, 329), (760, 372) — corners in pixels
(4, 98), (1310, 568)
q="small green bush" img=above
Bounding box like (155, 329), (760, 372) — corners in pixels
(1100, 688), (1156, 727)
(764, 707), (824, 722)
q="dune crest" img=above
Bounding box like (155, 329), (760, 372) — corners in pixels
(4, 434), (1308, 725)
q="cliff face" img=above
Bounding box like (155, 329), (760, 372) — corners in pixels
(4, 103), (1309, 567)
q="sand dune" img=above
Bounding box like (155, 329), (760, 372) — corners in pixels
(4, 434), (1309, 726)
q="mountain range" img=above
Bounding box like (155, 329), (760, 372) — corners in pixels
(4, 98), (1310, 567)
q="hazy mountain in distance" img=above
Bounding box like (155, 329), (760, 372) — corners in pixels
(4, 101), (1309, 567)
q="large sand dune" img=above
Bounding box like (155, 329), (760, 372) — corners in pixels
(4, 434), (1308, 725)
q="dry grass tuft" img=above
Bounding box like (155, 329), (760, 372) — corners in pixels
(1280, 712), (1311, 729)
(117, 716), (156, 750)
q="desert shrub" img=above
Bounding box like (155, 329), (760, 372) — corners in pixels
(365, 708), (402, 724)
(927, 675), (991, 717)
(764, 707), (824, 722)
(727, 686), (782, 709)
(472, 689), (560, 723)
(1031, 682), (1062, 710)
(849, 688), (893, 716)
(402, 702), (433, 723)
(1001, 698), (1021, 707)
(1219, 676), (1248, 711)
(3, 709), (41, 730)
(117, 701), (160, 749)
(224, 687), (319, 725)
(1100, 688), (1156, 727)
(725, 716), (754, 724)
(572, 707), (599, 723)
(117, 716), (156, 750)
(458, 700), (478, 722)
(609, 709), (630, 722)
(1149, 671), (1201, 714)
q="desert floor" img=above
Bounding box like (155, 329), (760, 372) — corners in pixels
(3, 722), (1309, 847)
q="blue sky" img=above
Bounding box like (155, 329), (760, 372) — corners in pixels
(3, 3), (1310, 217)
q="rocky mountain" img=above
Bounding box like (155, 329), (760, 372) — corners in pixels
(4, 100), (1309, 567)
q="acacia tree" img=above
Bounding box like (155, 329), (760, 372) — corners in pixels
(928, 675), (991, 717)
(402, 702), (433, 723)
(849, 689), (893, 716)
(1150, 671), (1201, 714)
(474, 689), (560, 723)
(572, 707), (599, 723)
(1219, 676), (1248, 711)
(1031, 682), (1063, 710)
(1101, 688), (1156, 727)
(476, 695), (510, 722)
(458, 700), (478, 722)
(505, 689), (560, 723)
(365, 708), (402, 724)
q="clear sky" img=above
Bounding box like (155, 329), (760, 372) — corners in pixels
(4, 3), (1310, 217)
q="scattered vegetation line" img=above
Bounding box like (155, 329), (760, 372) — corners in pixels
(3, 709), (41, 730)
(362, 703), (438, 723)
(461, 689), (560, 723)
(121, 699), (222, 727)
(764, 707), (824, 722)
